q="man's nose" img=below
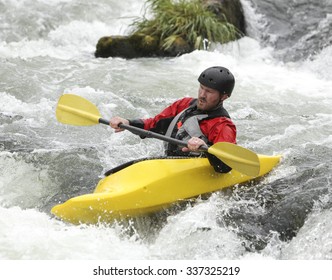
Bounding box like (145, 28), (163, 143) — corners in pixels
(199, 89), (207, 96)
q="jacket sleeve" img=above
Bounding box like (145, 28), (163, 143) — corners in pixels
(204, 118), (237, 173)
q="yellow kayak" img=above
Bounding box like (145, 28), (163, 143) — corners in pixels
(51, 154), (281, 225)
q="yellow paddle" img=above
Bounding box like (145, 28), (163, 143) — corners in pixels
(56, 94), (260, 176)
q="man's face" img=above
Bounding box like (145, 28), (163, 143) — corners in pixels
(197, 84), (222, 111)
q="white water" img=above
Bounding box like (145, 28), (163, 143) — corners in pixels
(0, 0), (332, 261)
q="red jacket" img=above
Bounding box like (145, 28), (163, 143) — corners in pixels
(141, 97), (237, 145)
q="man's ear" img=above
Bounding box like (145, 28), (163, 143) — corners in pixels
(220, 94), (229, 101)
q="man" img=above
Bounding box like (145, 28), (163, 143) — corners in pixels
(110, 66), (236, 173)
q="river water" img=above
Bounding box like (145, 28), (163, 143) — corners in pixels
(0, 0), (331, 260)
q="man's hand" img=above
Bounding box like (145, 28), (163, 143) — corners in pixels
(109, 116), (129, 133)
(182, 136), (206, 152)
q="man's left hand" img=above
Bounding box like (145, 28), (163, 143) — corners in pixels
(182, 137), (206, 152)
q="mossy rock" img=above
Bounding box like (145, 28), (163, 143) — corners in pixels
(95, 34), (160, 58)
(95, 0), (245, 59)
(162, 36), (192, 56)
(205, 0), (245, 35)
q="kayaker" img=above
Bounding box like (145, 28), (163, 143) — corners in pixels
(110, 66), (236, 173)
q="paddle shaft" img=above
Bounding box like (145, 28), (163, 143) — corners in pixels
(98, 118), (209, 151)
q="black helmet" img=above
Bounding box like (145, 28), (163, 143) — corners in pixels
(198, 66), (235, 96)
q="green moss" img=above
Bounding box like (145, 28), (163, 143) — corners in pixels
(140, 35), (159, 49)
(97, 36), (113, 49)
(130, 0), (241, 51)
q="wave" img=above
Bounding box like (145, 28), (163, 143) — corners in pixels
(241, 0), (332, 62)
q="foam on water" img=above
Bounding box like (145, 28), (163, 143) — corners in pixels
(280, 211), (332, 259)
(0, 0), (145, 58)
(150, 196), (247, 259)
(0, 152), (53, 209)
(0, 206), (149, 259)
(303, 45), (332, 81)
(0, 22), (109, 59)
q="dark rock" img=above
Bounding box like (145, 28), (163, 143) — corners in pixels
(95, 0), (245, 59)
(95, 34), (159, 59)
(205, 0), (245, 35)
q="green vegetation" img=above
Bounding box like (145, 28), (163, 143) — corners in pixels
(130, 0), (241, 51)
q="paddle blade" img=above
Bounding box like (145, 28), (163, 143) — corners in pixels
(56, 94), (101, 126)
(208, 142), (260, 176)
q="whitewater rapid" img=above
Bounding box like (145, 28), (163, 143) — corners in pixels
(0, 0), (331, 263)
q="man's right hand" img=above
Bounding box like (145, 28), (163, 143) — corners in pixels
(109, 116), (129, 133)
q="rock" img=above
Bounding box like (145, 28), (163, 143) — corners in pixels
(205, 0), (245, 34)
(95, 0), (245, 59)
(95, 34), (159, 59)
